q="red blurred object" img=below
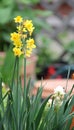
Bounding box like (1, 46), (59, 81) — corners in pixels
(48, 66), (56, 75)
(47, 66), (62, 79)
(57, 2), (73, 16)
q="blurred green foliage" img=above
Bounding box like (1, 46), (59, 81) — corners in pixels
(58, 32), (74, 64)
(65, 40), (74, 54)
(36, 36), (55, 77)
(64, 40), (74, 64)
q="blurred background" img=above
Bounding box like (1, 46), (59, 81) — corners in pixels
(0, 0), (74, 84)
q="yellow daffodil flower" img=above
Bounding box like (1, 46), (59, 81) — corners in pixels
(13, 40), (23, 48)
(14, 16), (23, 23)
(26, 38), (36, 49)
(23, 20), (35, 35)
(13, 47), (23, 57)
(10, 32), (21, 42)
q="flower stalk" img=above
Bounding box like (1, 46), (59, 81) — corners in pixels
(16, 57), (19, 129)
(24, 57), (27, 103)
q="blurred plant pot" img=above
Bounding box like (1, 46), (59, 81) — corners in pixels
(0, 52), (37, 85)
(0, 52), (37, 78)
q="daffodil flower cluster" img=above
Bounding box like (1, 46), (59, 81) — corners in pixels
(10, 16), (36, 57)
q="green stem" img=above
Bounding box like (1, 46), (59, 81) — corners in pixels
(24, 57), (26, 100)
(20, 57), (26, 130)
(16, 57), (19, 130)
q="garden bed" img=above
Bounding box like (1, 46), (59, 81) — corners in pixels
(33, 79), (74, 98)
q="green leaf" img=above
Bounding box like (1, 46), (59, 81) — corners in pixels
(1, 47), (15, 85)
(39, 105), (55, 130)
(35, 94), (52, 130)
(26, 78), (31, 97)
(17, 0), (32, 4)
(35, 10), (52, 17)
(29, 86), (43, 122)
(0, 7), (12, 24)
(61, 112), (74, 127)
(1, 0), (14, 6)
(0, 78), (2, 103)
(2, 32), (10, 42)
(63, 118), (72, 130)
